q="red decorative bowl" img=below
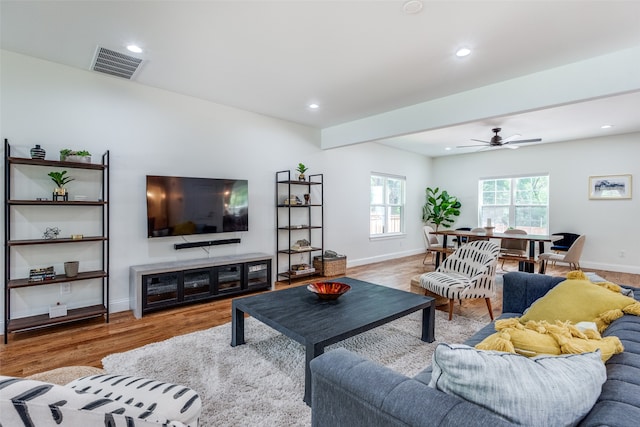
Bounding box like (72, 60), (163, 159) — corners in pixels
(307, 282), (351, 300)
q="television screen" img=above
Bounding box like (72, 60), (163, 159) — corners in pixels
(146, 175), (248, 238)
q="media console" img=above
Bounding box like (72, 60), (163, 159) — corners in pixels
(129, 253), (272, 318)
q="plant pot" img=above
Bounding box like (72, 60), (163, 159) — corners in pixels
(54, 187), (67, 195)
(298, 173), (305, 181)
(64, 261), (79, 277)
(64, 155), (91, 163)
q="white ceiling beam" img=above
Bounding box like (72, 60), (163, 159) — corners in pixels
(320, 46), (640, 149)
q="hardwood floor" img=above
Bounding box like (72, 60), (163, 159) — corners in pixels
(1, 254), (638, 378)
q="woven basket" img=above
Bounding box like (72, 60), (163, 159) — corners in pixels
(313, 256), (346, 277)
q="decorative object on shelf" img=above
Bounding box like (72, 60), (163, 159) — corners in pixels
(291, 239), (312, 251)
(307, 282), (351, 300)
(30, 144), (46, 160)
(60, 148), (92, 163)
(29, 266), (56, 282)
(304, 193), (310, 204)
(290, 263), (315, 276)
(284, 195), (302, 205)
(64, 261), (79, 277)
(48, 170), (74, 201)
(422, 186), (462, 231)
(49, 302), (68, 318)
(296, 163), (308, 181)
(43, 227), (61, 240)
(71, 234), (84, 240)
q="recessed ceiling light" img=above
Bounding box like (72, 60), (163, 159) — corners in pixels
(456, 47), (471, 57)
(403, 1), (424, 14)
(127, 44), (143, 54)
(601, 124), (613, 129)
(308, 103), (320, 109)
(444, 147), (453, 151)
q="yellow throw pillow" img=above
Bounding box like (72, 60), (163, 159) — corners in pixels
(476, 318), (623, 361)
(520, 279), (640, 332)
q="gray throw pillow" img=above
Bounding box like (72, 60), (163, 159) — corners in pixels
(428, 343), (606, 426)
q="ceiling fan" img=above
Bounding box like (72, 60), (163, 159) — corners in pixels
(459, 127), (542, 150)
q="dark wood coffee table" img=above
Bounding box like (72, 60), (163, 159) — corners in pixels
(230, 277), (435, 404)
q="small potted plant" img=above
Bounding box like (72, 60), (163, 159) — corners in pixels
(296, 163), (308, 181)
(48, 170), (74, 196)
(60, 149), (92, 163)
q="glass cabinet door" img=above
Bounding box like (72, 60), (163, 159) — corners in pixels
(143, 272), (179, 310)
(246, 261), (271, 289)
(216, 264), (243, 293)
(183, 268), (213, 300)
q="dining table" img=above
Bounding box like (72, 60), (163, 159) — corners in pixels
(430, 229), (559, 273)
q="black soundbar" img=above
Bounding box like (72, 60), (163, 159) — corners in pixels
(174, 238), (241, 250)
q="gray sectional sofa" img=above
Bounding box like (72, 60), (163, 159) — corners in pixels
(310, 271), (640, 426)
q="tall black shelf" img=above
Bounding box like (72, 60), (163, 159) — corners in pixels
(276, 170), (324, 284)
(3, 139), (109, 343)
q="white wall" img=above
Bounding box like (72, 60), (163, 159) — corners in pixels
(0, 51), (431, 327)
(432, 135), (640, 274)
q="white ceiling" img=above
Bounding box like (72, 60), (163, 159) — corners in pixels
(2, 0), (640, 157)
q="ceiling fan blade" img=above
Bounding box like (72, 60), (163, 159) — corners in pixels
(457, 144), (488, 148)
(470, 139), (490, 144)
(508, 138), (542, 144)
(501, 134), (522, 143)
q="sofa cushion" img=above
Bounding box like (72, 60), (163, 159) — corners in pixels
(520, 278), (640, 331)
(428, 343), (606, 426)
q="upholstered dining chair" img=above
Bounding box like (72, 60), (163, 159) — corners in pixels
(538, 235), (586, 274)
(422, 225), (453, 265)
(419, 240), (501, 320)
(499, 228), (528, 269)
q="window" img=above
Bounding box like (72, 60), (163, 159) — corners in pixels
(479, 175), (549, 234)
(370, 173), (405, 237)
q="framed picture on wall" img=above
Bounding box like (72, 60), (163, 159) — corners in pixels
(589, 174), (632, 200)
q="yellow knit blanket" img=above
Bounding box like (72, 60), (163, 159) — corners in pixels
(476, 270), (640, 361)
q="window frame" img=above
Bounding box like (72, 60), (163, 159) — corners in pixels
(478, 174), (549, 235)
(369, 172), (406, 238)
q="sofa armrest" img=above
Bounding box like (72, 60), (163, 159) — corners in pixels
(310, 348), (511, 427)
(502, 272), (564, 313)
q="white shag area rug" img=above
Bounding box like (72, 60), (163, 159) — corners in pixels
(103, 310), (487, 427)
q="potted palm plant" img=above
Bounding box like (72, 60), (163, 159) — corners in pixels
(48, 170), (74, 196)
(296, 163), (308, 181)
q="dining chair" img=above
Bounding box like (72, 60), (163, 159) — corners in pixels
(538, 235), (586, 274)
(499, 228), (528, 269)
(419, 240), (501, 320)
(550, 232), (580, 253)
(422, 225), (453, 265)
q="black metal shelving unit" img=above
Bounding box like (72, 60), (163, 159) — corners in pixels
(3, 138), (109, 343)
(275, 170), (324, 284)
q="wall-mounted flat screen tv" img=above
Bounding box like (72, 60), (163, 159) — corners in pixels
(146, 175), (248, 238)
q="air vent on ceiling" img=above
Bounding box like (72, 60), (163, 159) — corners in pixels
(91, 46), (143, 80)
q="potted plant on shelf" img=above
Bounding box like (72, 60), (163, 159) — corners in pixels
(422, 187), (461, 230)
(60, 149), (92, 163)
(296, 163), (308, 181)
(48, 170), (74, 196)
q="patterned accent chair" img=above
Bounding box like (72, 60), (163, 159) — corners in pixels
(0, 373), (201, 427)
(419, 240), (501, 321)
